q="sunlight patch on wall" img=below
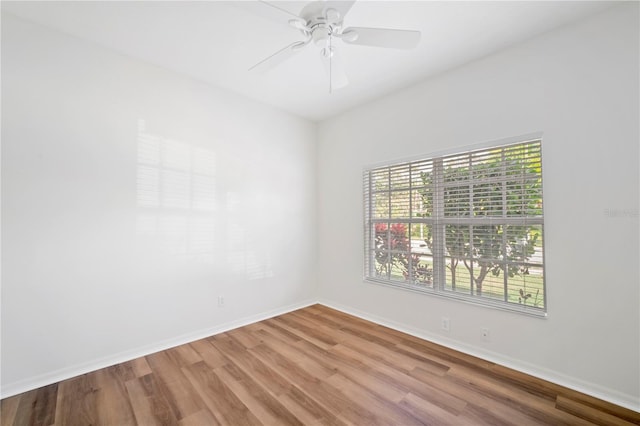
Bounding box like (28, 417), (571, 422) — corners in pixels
(136, 119), (216, 264)
(225, 191), (274, 281)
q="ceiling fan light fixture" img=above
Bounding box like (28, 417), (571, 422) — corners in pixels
(288, 18), (308, 31)
(311, 25), (331, 45)
(338, 30), (358, 43)
(321, 46), (335, 58)
(324, 8), (340, 25)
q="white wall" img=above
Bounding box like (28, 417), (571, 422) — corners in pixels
(1, 14), (317, 396)
(318, 3), (639, 409)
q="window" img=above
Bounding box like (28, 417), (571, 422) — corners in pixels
(363, 137), (545, 315)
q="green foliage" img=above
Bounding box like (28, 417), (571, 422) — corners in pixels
(417, 148), (543, 305)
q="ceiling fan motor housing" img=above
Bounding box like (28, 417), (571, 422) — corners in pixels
(299, 2), (345, 44)
(311, 24), (332, 45)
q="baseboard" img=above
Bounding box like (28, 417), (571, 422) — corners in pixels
(5, 297), (638, 413)
(0, 299), (316, 399)
(318, 298), (640, 413)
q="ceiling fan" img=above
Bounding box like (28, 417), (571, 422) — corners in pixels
(248, 0), (421, 91)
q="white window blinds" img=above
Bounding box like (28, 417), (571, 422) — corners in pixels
(364, 139), (545, 315)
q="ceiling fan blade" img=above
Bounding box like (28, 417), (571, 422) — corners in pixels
(300, 0), (356, 25)
(323, 0), (356, 22)
(341, 27), (421, 49)
(249, 41), (307, 73)
(320, 45), (349, 91)
(230, 1), (303, 28)
(258, 0), (301, 20)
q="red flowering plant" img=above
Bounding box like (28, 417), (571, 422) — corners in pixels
(374, 223), (432, 285)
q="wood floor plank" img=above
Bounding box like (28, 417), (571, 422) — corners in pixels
(248, 343), (380, 426)
(307, 305), (385, 333)
(278, 386), (348, 426)
(259, 318), (303, 343)
(137, 373), (183, 425)
(557, 389), (640, 424)
(555, 395), (637, 426)
(269, 316), (335, 350)
(287, 311), (354, 344)
(338, 324), (399, 349)
(394, 343), (452, 375)
(247, 343), (328, 393)
(293, 338), (364, 372)
(408, 364), (569, 426)
(253, 329), (337, 380)
(307, 305), (406, 347)
(400, 334), (496, 371)
(214, 364), (304, 426)
(11, 384), (57, 426)
(181, 361), (261, 426)
(210, 333), (292, 397)
(325, 373), (424, 425)
(129, 356), (153, 378)
(0, 394), (20, 426)
(105, 363), (135, 383)
(291, 307), (349, 331)
(189, 339), (227, 369)
(278, 312), (342, 347)
(460, 401), (542, 426)
(225, 327), (263, 349)
(399, 392), (474, 426)
(145, 351), (205, 420)
(3, 304), (638, 426)
(260, 319), (409, 408)
(93, 367), (137, 425)
(126, 374), (180, 426)
(408, 364), (512, 413)
(177, 409), (219, 426)
(165, 344), (202, 369)
(254, 320), (306, 348)
(446, 364), (593, 426)
(340, 335), (421, 373)
(331, 343), (469, 416)
(292, 339), (407, 403)
(9, 392), (37, 426)
(54, 374), (99, 426)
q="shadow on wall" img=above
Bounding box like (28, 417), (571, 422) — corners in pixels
(135, 119), (273, 280)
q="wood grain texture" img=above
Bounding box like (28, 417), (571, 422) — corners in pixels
(2, 304), (638, 425)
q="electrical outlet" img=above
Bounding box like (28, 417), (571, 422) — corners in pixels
(218, 296), (225, 307)
(441, 317), (450, 332)
(481, 327), (490, 342)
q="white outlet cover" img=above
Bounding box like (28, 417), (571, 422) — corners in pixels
(441, 317), (450, 332)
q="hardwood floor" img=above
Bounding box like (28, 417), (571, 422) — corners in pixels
(2, 304), (639, 425)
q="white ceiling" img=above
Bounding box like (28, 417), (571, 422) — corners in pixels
(2, 1), (614, 122)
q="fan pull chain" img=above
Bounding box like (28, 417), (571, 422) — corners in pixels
(329, 34), (333, 94)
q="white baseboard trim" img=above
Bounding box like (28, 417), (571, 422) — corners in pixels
(4, 297), (638, 413)
(318, 298), (640, 413)
(0, 299), (316, 399)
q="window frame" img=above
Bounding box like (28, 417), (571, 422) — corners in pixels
(363, 134), (546, 317)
